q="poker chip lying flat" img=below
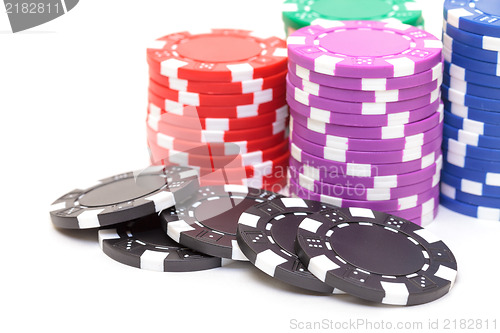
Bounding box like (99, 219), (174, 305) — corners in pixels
(160, 185), (283, 260)
(443, 47), (500, 77)
(444, 0), (500, 38)
(443, 73), (500, 101)
(99, 214), (224, 272)
(295, 207), (457, 305)
(443, 33), (500, 64)
(147, 29), (287, 82)
(442, 84), (500, 111)
(287, 21), (442, 79)
(50, 166), (199, 229)
(441, 171), (500, 197)
(443, 21), (500, 52)
(444, 61), (500, 88)
(282, 0), (423, 31)
(443, 138), (500, 162)
(443, 123), (500, 149)
(444, 100), (500, 125)
(443, 161), (500, 187)
(440, 194), (500, 221)
(445, 149), (500, 172)
(441, 182), (500, 207)
(237, 197), (339, 293)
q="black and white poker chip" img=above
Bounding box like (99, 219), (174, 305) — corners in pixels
(237, 197), (341, 293)
(160, 185), (283, 261)
(98, 213), (223, 272)
(50, 166), (199, 229)
(295, 207), (458, 305)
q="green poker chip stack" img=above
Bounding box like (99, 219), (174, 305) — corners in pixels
(282, 0), (424, 36)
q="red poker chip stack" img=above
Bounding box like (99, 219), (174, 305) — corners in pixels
(146, 29), (289, 191)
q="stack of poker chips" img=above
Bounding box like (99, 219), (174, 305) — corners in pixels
(281, 0), (424, 36)
(439, 1), (500, 221)
(286, 21), (444, 226)
(145, 29), (289, 191)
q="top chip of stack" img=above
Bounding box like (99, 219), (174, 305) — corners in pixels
(440, 0), (500, 221)
(282, 0), (424, 36)
(145, 29), (290, 191)
(286, 21), (444, 226)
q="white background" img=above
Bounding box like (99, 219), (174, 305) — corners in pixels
(1, 1), (499, 332)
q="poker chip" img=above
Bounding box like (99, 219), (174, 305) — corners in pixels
(443, 137), (500, 161)
(443, 73), (500, 101)
(443, 20), (500, 52)
(289, 62), (443, 91)
(444, 0), (500, 38)
(443, 33), (500, 65)
(443, 47), (500, 76)
(98, 214), (224, 272)
(49, 166), (199, 230)
(289, 154), (443, 189)
(282, 0), (423, 32)
(444, 61), (500, 88)
(294, 207), (457, 305)
(440, 194), (500, 221)
(288, 72), (443, 103)
(442, 84), (500, 111)
(442, 181), (500, 208)
(149, 69), (286, 95)
(444, 100), (500, 125)
(443, 123), (500, 149)
(287, 21), (442, 79)
(159, 185), (283, 260)
(443, 160), (500, 187)
(149, 80), (286, 107)
(441, 171), (500, 198)
(445, 148), (500, 172)
(147, 29), (287, 82)
(236, 197), (339, 293)
(148, 103), (289, 131)
(289, 97), (441, 127)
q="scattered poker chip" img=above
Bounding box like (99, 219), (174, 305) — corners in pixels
(443, 33), (500, 64)
(147, 29), (287, 82)
(146, 126), (289, 156)
(290, 177), (440, 212)
(288, 86), (441, 115)
(441, 181), (500, 207)
(149, 80), (286, 107)
(291, 128), (442, 164)
(160, 185), (283, 260)
(440, 194), (500, 221)
(441, 171), (500, 198)
(288, 97), (441, 127)
(287, 72), (443, 103)
(443, 21), (500, 52)
(289, 154), (443, 189)
(443, 123), (500, 149)
(153, 119), (287, 143)
(291, 168), (439, 201)
(444, 61), (500, 88)
(295, 207), (457, 305)
(289, 62), (443, 91)
(443, 73), (500, 101)
(237, 197), (339, 293)
(148, 90), (286, 119)
(444, 100), (500, 125)
(50, 166), (199, 229)
(445, 148), (500, 172)
(148, 103), (289, 131)
(290, 104), (443, 139)
(287, 21), (442, 79)
(98, 214), (224, 272)
(443, 160), (500, 187)
(443, 47), (500, 77)
(442, 84), (500, 111)
(149, 69), (286, 95)
(443, 137), (500, 162)
(291, 141), (442, 177)
(291, 117), (443, 152)
(444, 0), (500, 38)
(282, 0), (423, 30)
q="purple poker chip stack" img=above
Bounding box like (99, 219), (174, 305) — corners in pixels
(286, 21), (444, 226)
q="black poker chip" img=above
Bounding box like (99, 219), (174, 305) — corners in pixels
(295, 207), (458, 305)
(50, 165), (199, 229)
(237, 197), (341, 293)
(160, 185), (283, 260)
(98, 213), (223, 272)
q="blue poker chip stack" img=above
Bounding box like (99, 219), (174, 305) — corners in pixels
(441, 0), (500, 221)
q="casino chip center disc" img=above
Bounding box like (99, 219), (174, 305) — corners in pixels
(295, 207), (458, 305)
(160, 185), (283, 261)
(50, 166), (199, 230)
(287, 21), (443, 78)
(99, 214), (223, 272)
(237, 197), (339, 293)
